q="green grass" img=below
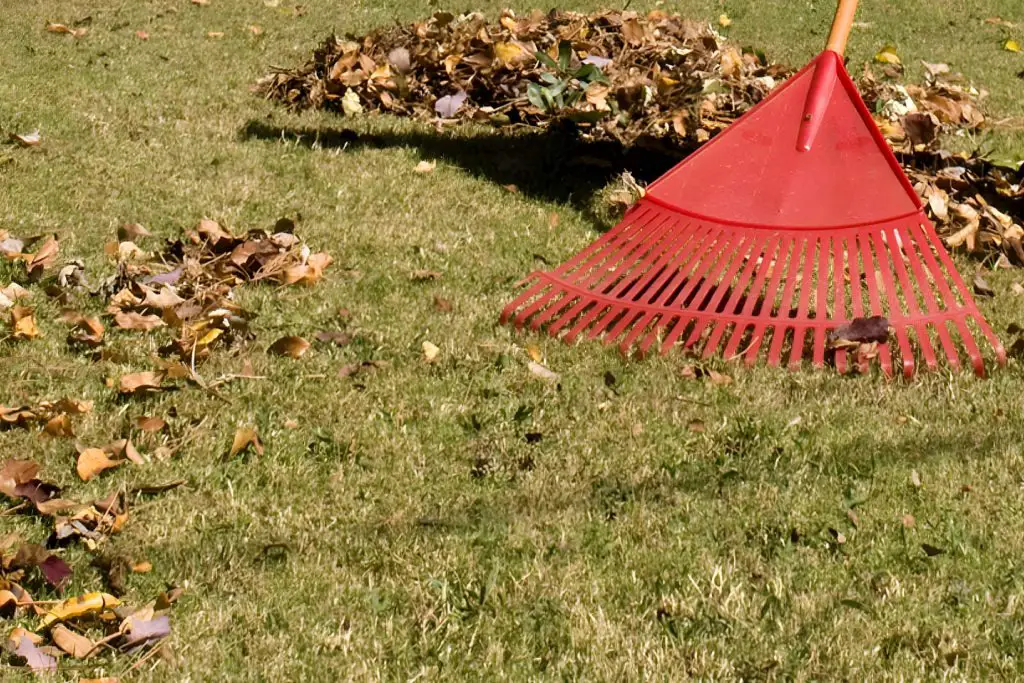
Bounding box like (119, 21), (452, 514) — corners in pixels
(2, 0), (1024, 680)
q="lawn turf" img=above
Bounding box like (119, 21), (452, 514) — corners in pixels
(2, 0), (1024, 680)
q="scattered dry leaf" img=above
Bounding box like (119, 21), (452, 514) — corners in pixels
(414, 160), (437, 173)
(229, 426), (264, 457)
(422, 340), (440, 362)
(118, 371), (165, 395)
(527, 361), (559, 382)
(77, 448), (121, 481)
(268, 335), (310, 359)
(51, 624), (96, 659)
(10, 306), (41, 340)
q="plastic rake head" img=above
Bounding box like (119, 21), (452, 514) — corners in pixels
(501, 51), (1006, 378)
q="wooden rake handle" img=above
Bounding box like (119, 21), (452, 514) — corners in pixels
(825, 0), (859, 55)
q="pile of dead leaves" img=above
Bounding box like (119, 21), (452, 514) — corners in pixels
(95, 217), (331, 363)
(258, 8), (1022, 262)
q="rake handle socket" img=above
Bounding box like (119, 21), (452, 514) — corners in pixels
(797, 0), (859, 151)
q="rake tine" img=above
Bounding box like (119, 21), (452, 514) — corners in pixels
(788, 238), (819, 370)
(857, 232), (894, 376)
(744, 236), (794, 367)
(900, 226), (961, 369)
(684, 234), (758, 352)
(721, 236), (781, 360)
(883, 226), (938, 370)
(811, 236), (831, 368)
(767, 239), (805, 367)
(832, 237), (848, 374)
(702, 234), (771, 359)
(869, 231), (915, 378)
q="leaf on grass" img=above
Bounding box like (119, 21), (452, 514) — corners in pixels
(921, 543), (945, 557)
(414, 160), (437, 173)
(51, 624), (95, 659)
(45, 22), (88, 38)
(422, 341), (440, 363)
(268, 336), (310, 359)
(313, 330), (352, 346)
(9, 130), (42, 147)
(1005, 39), (1021, 53)
(10, 306), (41, 340)
(526, 344), (542, 362)
(874, 45), (901, 65)
(687, 419), (705, 433)
(118, 223), (152, 241)
(121, 613), (171, 649)
(114, 311), (165, 331)
(135, 416), (166, 432)
(28, 235), (59, 276)
(718, 13), (732, 27)
(230, 426), (264, 457)
(39, 555), (72, 589)
(104, 439), (145, 465)
(9, 634), (57, 672)
(44, 413), (75, 438)
(40, 591), (122, 628)
(973, 274), (995, 297)
(119, 371), (165, 395)
(135, 30), (150, 40)
(827, 316), (890, 347)
(410, 269), (442, 282)
(433, 295), (453, 312)
(527, 361), (559, 382)
(77, 448), (121, 481)
(131, 560), (152, 574)
(66, 314), (105, 347)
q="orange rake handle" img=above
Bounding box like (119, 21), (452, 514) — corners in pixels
(825, 0), (859, 56)
(798, 0), (860, 151)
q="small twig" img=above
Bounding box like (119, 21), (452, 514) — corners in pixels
(125, 642), (166, 674)
(1, 502), (28, 516)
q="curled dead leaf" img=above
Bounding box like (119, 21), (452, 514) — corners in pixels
(118, 371), (166, 395)
(229, 426), (264, 457)
(268, 336), (310, 359)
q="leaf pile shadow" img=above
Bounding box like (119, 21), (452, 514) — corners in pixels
(257, 8), (1023, 262)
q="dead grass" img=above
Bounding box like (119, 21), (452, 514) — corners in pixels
(1, 0), (1024, 680)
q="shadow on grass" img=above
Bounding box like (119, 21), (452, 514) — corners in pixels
(240, 119), (696, 226)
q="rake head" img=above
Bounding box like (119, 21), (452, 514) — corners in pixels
(501, 51), (1006, 377)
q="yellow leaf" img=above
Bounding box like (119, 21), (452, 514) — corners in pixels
(76, 448), (121, 481)
(874, 45), (901, 65)
(11, 306), (40, 340)
(526, 343), (542, 362)
(230, 426), (263, 457)
(197, 328), (223, 346)
(422, 341), (440, 363)
(718, 13), (732, 27)
(40, 592), (121, 629)
(1005, 39), (1021, 53)
(493, 41), (529, 64)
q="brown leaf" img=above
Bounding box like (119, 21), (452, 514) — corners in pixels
(44, 414), (75, 438)
(828, 316), (890, 347)
(707, 370), (733, 386)
(51, 624), (96, 659)
(313, 330), (352, 346)
(114, 311), (165, 331)
(410, 269), (442, 282)
(118, 223), (152, 241)
(77, 448), (121, 481)
(268, 335), (310, 358)
(135, 416), (166, 432)
(67, 314), (105, 347)
(136, 30), (150, 40)
(10, 306), (41, 340)
(28, 235), (59, 276)
(229, 426), (264, 457)
(118, 371), (166, 395)
(45, 23), (88, 38)
(433, 295), (453, 312)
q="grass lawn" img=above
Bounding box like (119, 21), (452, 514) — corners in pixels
(2, 0), (1024, 680)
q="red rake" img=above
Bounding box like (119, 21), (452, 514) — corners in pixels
(501, 0), (1005, 378)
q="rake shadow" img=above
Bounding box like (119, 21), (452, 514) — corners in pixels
(240, 119), (696, 226)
